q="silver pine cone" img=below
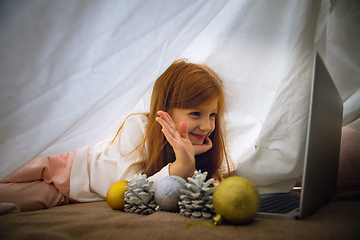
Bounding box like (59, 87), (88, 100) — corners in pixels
(178, 170), (216, 219)
(124, 174), (157, 215)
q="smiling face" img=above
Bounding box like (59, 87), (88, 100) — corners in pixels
(169, 98), (218, 146)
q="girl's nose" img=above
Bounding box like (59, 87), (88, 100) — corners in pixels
(199, 118), (212, 132)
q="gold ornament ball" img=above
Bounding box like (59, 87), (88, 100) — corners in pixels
(213, 176), (260, 224)
(106, 180), (129, 210)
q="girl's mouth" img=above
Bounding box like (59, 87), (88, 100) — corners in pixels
(190, 133), (206, 140)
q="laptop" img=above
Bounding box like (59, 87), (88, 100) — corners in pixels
(255, 52), (344, 220)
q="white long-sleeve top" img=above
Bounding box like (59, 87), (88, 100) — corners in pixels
(69, 114), (170, 202)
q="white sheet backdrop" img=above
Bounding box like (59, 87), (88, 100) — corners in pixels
(1, 0), (359, 192)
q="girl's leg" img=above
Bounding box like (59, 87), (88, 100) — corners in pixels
(0, 151), (76, 211)
(0, 181), (71, 212)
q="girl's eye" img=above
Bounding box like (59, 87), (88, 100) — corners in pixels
(210, 113), (217, 119)
(190, 112), (201, 117)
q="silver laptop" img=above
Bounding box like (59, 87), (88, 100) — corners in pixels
(255, 52), (343, 220)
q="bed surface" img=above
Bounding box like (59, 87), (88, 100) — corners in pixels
(1, 188), (359, 240)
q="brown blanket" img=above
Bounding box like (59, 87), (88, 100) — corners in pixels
(1, 188), (360, 240)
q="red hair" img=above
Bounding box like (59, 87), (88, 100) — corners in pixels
(115, 60), (233, 180)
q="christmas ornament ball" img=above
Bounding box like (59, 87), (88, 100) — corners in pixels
(155, 175), (187, 212)
(106, 180), (129, 210)
(213, 176), (260, 225)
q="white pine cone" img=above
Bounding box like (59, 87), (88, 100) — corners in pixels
(178, 170), (216, 219)
(124, 174), (157, 215)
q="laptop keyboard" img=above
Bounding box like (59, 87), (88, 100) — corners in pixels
(259, 194), (300, 214)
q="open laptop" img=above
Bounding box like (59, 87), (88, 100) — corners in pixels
(255, 52), (344, 220)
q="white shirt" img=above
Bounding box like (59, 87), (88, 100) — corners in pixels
(69, 114), (170, 202)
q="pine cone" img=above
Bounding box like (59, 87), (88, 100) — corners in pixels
(124, 174), (157, 215)
(178, 170), (216, 219)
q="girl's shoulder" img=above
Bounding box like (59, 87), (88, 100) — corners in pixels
(115, 113), (148, 156)
(116, 113), (148, 144)
(123, 113), (148, 130)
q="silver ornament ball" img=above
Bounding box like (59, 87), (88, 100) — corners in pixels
(155, 175), (187, 212)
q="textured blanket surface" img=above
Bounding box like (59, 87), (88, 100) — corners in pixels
(1, 188), (360, 240)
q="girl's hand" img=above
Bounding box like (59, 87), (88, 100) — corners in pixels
(156, 111), (196, 178)
(193, 136), (213, 156)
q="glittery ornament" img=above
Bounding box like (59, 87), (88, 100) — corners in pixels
(155, 175), (187, 212)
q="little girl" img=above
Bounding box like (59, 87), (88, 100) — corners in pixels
(0, 59), (233, 212)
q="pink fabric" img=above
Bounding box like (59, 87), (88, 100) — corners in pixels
(0, 151), (77, 212)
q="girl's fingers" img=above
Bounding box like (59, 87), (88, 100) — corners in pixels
(161, 128), (176, 146)
(157, 120), (178, 140)
(161, 111), (174, 124)
(179, 122), (188, 139)
(157, 111), (176, 129)
(158, 112), (189, 142)
(155, 116), (170, 130)
(193, 136), (213, 155)
(204, 136), (213, 149)
(156, 116), (174, 135)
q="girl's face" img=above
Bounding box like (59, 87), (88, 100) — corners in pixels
(169, 98), (218, 145)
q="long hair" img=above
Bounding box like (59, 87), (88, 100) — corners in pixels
(115, 59), (233, 180)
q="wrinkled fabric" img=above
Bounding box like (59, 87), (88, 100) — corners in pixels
(1, 0), (359, 192)
(0, 152), (76, 211)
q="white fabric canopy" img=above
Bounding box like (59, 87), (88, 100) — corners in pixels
(1, 0), (359, 193)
